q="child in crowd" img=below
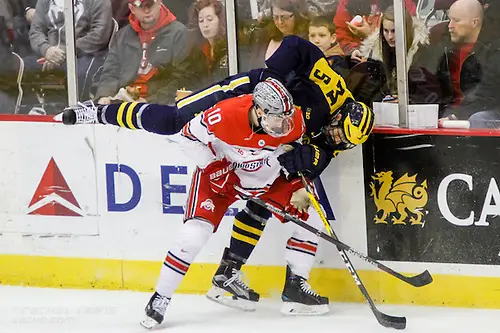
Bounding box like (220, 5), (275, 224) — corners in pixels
(308, 16), (347, 71)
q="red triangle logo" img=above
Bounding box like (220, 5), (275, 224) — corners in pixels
(28, 157), (82, 216)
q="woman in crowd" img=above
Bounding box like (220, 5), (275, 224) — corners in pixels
(349, 6), (438, 105)
(245, 0), (309, 70)
(148, 0), (228, 102)
(334, 0), (416, 56)
(187, 0), (228, 82)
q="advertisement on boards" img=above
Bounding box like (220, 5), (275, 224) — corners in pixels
(0, 123), (335, 239)
(364, 133), (500, 265)
(0, 122), (99, 236)
(104, 163), (335, 218)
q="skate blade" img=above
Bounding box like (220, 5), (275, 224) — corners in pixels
(140, 316), (160, 330)
(280, 302), (330, 316)
(206, 286), (256, 312)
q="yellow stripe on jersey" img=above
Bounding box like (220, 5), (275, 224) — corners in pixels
(116, 102), (128, 128)
(234, 219), (263, 237)
(309, 58), (353, 114)
(177, 76), (250, 109)
(231, 230), (259, 246)
(125, 102), (138, 129)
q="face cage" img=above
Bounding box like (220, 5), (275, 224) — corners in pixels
(322, 119), (355, 149)
(260, 113), (295, 138)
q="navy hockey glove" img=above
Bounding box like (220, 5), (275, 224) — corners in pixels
(278, 143), (330, 180)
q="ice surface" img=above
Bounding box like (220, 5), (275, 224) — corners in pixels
(0, 286), (498, 333)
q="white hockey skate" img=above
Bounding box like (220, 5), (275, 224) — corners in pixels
(56, 100), (99, 125)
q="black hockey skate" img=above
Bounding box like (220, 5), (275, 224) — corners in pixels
(140, 291), (171, 329)
(281, 266), (329, 315)
(206, 248), (259, 311)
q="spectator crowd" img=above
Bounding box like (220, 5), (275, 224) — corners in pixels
(0, 0), (499, 128)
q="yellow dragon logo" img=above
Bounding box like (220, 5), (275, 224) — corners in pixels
(369, 171), (428, 225)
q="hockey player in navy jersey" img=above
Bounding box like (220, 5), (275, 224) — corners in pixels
(62, 35), (374, 315)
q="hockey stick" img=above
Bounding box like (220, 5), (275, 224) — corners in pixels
(234, 185), (407, 330)
(298, 174), (433, 288)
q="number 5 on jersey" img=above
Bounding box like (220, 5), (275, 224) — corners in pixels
(309, 58), (353, 113)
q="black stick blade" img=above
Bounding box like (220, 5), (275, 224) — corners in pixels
(376, 310), (407, 330)
(401, 270), (433, 287)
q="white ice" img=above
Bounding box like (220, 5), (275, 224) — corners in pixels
(0, 285), (498, 333)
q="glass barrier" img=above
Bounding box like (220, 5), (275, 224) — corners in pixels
(339, 0), (419, 117)
(0, 0), (72, 115)
(404, 0), (500, 130)
(233, 0), (419, 119)
(0, 0), (231, 115)
(3, 0), (498, 130)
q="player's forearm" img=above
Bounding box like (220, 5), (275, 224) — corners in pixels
(99, 102), (185, 135)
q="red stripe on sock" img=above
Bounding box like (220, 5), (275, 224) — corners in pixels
(287, 239), (317, 253)
(165, 255), (189, 273)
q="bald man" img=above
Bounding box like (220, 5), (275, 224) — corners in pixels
(434, 0), (500, 128)
(448, 0), (484, 44)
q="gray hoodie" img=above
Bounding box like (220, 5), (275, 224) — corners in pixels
(29, 0), (113, 57)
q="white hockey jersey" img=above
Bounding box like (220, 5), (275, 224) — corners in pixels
(173, 94), (305, 192)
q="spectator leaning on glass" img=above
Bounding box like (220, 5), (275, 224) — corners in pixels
(28, 0), (113, 88)
(333, 0), (416, 58)
(95, 0), (188, 105)
(436, 0), (500, 128)
(247, 0), (309, 69)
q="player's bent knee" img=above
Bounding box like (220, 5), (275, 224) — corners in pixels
(172, 218), (214, 259)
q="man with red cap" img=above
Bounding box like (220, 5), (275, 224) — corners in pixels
(95, 0), (188, 104)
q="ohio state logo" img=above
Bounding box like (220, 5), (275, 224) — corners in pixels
(233, 157), (271, 172)
(200, 199), (215, 212)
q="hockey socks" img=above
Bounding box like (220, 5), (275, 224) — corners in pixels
(142, 219), (213, 328)
(155, 219), (213, 297)
(99, 102), (181, 134)
(229, 201), (270, 259)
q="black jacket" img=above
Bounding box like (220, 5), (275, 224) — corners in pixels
(435, 33), (500, 119)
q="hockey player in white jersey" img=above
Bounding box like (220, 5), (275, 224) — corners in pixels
(140, 78), (328, 329)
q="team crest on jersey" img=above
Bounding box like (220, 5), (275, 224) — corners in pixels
(233, 157), (270, 172)
(258, 140), (265, 147)
(200, 199), (215, 212)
